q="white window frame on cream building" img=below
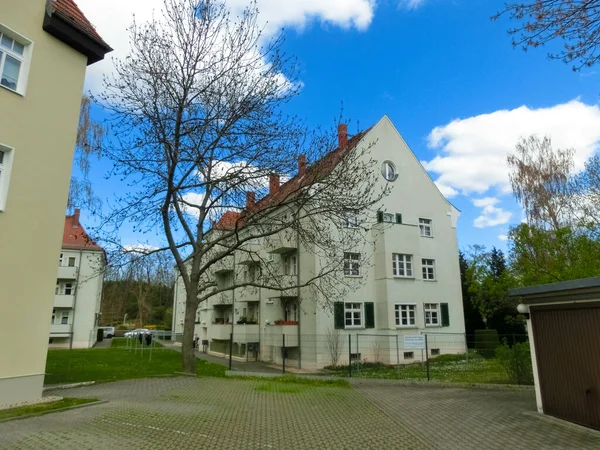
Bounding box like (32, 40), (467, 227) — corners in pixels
(392, 253), (413, 278)
(395, 303), (417, 327)
(425, 303), (440, 327)
(422, 258), (436, 281)
(0, 143), (14, 211)
(343, 252), (361, 277)
(0, 24), (33, 95)
(419, 218), (433, 237)
(344, 302), (363, 328)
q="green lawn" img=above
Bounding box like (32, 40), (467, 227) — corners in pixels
(45, 338), (226, 385)
(326, 352), (517, 385)
(0, 398), (97, 421)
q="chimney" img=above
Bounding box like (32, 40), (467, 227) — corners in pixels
(298, 154), (306, 176)
(73, 208), (81, 225)
(246, 191), (256, 210)
(269, 174), (280, 195)
(338, 124), (348, 149)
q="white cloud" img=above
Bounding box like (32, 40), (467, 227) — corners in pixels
(473, 201), (512, 228)
(498, 234), (509, 241)
(435, 181), (458, 198)
(399, 0), (426, 9)
(422, 100), (600, 197)
(77, 0), (375, 91)
(123, 244), (159, 254)
(472, 197), (499, 208)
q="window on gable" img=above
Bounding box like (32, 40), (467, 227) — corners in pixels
(419, 218), (433, 237)
(343, 252), (361, 276)
(422, 258), (436, 281)
(0, 28), (30, 94)
(392, 254), (413, 277)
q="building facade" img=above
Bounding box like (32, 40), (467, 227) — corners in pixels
(0, 0), (110, 406)
(51, 209), (105, 349)
(173, 116), (465, 369)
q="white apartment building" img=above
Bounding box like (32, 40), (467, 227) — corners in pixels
(50, 209), (105, 348)
(173, 116), (465, 369)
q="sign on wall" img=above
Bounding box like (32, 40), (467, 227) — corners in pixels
(404, 335), (425, 349)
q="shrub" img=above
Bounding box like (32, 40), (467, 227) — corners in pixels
(474, 329), (499, 358)
(495, 341), (534, 385)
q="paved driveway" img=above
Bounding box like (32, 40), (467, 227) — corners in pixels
(1, 377), (599, 449)
(353, 380), (600, 450)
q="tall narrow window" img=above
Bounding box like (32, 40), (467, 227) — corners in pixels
(419, 218), (433, 237)
(422, 259), (436, 280)
(392, 254), (413, 277)
(0, 145), (14, 211)
(68, 257), (76, 267)
(283, 253), (297, 276)
(64, 283), (74, 295)
(61, 311), (69, 325)
(343, 252), (361, 276)
(0, 29), (30, 94)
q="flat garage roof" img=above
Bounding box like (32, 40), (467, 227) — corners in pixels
(509, 277), (600, 304)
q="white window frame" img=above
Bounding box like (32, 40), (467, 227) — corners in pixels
(61, 311), (69, 325)
(425, 303), (440, 327)
(419, 218), (433, 237)
(422, 258), (436, 281)
(381, 161), (398, 182)
(343, 252), (361, 277)
(0, 143), (14, 211)
(395, 303), (417, 327)
(68, 256), (76, 267)
(64, 282), (74, 295)
(0, 24), (33, 95)
(342, 210), (360, 228)
(344, 302), (363, 328)
(382, 212), (395, 223)
(392, 253), (413, 278)
(283, 253), (297, 276)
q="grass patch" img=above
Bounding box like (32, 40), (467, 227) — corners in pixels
(231, 374), (350, 388)
(45, 338), (226, 384)
(0, 398), (97, 421)
(254, 376), (349, 394)
(326, 352), (517, 385)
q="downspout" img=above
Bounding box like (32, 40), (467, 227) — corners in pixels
(173, 276), (178, 334)
(231, 252), (235, 353)
(69, 249), (84, 349)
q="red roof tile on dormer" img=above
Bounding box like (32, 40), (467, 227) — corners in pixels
(50, 0), (110, 48)
(62, 209), (103, 251)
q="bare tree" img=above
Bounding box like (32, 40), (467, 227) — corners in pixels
(325, 327), (343, 367)
(69, 96), (105, 213)
(493, 1), (600, 70)
(97, 0), (386, 373)
(507, 135), (575, 231)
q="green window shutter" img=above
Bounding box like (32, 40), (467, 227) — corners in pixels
(334, 302), (344, 329)
(377, 211), (383, 223)
(441, 303), (450, 327)
(364, 302), (375, 329)
(395, 213), (402, 224)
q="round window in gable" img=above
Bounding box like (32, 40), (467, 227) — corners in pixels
(381, 161), (398, 181)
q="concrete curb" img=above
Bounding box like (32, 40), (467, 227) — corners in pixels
(0, 400), (107, 424)
(347, 377), (535, 391)
(43, 381), (96, 391)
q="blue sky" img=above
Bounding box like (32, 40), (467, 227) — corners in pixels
(77, 0), (600, 253)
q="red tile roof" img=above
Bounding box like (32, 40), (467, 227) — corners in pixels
(212, 127), (371, 231)
(50, 0), (110, 48)
(62, 209), (103, 251)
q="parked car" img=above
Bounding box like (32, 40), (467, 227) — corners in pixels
(124, 328), (150, 338)
(102, 326), (115, 339)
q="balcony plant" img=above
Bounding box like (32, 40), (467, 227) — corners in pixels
(236, 316), (248, 325)
(273, 320), (298, 325)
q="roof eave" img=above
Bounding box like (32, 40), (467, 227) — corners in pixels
(43, 10), (112, 66)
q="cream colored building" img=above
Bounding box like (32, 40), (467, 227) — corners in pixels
(173, 116), (466, 369)
(0, 0), (110, 406)
(51, 209), (105, 349)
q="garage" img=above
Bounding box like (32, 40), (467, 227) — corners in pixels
(510, 277), (600, 431)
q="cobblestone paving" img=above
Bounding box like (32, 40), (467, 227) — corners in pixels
(353, 380), (600, 450)
(0, 377), (430, 450)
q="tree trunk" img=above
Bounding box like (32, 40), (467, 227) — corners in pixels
(181, 289), (197, 374)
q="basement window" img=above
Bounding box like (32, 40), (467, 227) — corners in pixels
(403, 352), (414, 360)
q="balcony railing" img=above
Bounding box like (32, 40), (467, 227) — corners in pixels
(57, 266), (77, 279)
(210, 324), (233, 340)
(50, 324), (71, 336)
(263, 324), (298, 346)
(54, 294), (74, 308)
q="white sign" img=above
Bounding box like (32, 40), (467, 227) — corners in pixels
(404, 335), (425, 349)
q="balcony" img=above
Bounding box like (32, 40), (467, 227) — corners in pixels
(264, 231), (297, 254)
(263, 324), (298, 347)
(54, 294), (74, 308)
(50, 324), (71, 336)
(237, 286), (260, 302)
(57, 266), (77, 280)
(233, 324), (260, 343)
(210, 324), (233, 340)
(214, 291), (233, 305)
(212, 255), (234, 274)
